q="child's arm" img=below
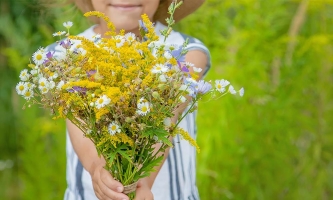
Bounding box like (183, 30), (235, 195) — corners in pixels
(134, 49), (209, 199)
(66, 119), (130, 200)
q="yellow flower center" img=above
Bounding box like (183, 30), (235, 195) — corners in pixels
(19, 85), (25, 91)
(25, 91), (31, 97)
(98, 99), (104, 104)
(111, 125), (117, 131)
(217, 85), (222, 89)
(142, 106), (148, 112)
(36, 54), (43, 60)
(40, 82), (45, 87)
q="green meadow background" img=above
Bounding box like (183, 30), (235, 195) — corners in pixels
(1, 0), (333, 199)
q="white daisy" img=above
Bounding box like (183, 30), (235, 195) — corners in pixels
(108, 121), (121, 135)
(48, 80), (55, 89)
(23, 90), (34, 100)
(63, 21), (73, 29)
(137, 97), (148, 104)
(193, 67), (202, 73)
(32, 48), (46, 65)
(163, 118), (172, 127)
(186, 77), (198, 85)
(50, 72), (58, 80)
(39, 86), (49, 94)
(239, 87), (245, 97)
(95, 95), (111, 109)
(229, 85), (237, 94)
(30, 69), (39, 76)
(26, 82), (36, 90)
(159, 74), (167, 82)
(52, 31), (66, 37)
(38, 77), (49, 88)
(151, 64), (169, 74)
(19, 69), (30, 81)
(185, 62), (195, 68)
(136, 101), (151, 116)
(179, 95), (187, 103)
(16, 82), (28, 95)
(215, 79), (230, 93)
(165, 44), (179, 51)
(125, 32), (136, 42)
(115, 35), (125, 48)
(56, 80), (65, 90)
(164, 51), (172, 60)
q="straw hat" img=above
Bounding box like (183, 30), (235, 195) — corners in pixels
(154, 0), (205, 24)
(73, 0), (205, 24)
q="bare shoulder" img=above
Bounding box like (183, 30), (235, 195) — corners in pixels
(185, 50), (209, 77)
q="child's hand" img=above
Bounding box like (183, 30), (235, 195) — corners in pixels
(134, 179), (154, 200)
(89, 162), (129, 200)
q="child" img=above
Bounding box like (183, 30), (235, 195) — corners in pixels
(47, 0), (211, 199)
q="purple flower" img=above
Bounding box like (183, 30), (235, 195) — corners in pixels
(181, 65), (189, 73)
(67, 86), (87, 94)
(171, 47), (185, 62)
(60, 39), (72, 49)
(139, 20), (148, 32)
(46, 51), (55, 60)
(196, 80), (212, 94)
(87, 70), (97, 77)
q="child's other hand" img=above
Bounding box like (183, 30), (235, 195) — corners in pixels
(134, 179), (154, 200)
(89, 161), (129, 200)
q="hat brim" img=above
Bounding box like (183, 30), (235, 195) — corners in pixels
(154, 0), (205, 25)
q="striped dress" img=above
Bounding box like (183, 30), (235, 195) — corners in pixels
(49, 22), (211, 200)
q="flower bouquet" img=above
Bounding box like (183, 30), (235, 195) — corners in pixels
(16, 1), (243, 199)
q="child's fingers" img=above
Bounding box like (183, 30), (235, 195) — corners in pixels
(100, 168), (124, 192)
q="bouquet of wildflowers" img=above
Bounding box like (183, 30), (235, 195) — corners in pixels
(16, 1), (243, 199)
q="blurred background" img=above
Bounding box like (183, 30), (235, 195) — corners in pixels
(1, 0), (333, 199)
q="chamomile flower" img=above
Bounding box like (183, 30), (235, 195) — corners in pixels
(56, 80), (65, 90)
(165, 44), (179, 51)
(125, 32), (136, 43)
(49, 80), (55, 89)
(30, 69), (39, 76)
(19, 69), (30, 81)
(63, 21), (73, 29)
(115, 35), (125, 48)
(179, 95), (187, 103)
(108, 121), (121, 135)
(159, 74), (167, 82)
(239, 87), (245, 97)
(163, 118), (172, 127)
(136, 101), (151, 116)
(38, 77), (49, 88)
(95, 95), (111, 109)
(185, 62), (195, 68)
(229, 85), (237, 95)
(52, 31), (66, 37)
(26, 82), (36, 90)
(32, 48), (46, 65)
(137, 97), (148, 104)
(193, 67), (202, 73)
(215, 79), (230, 93)
(164, 51), (172, 60)
(16, 82), (28, 95)
(23, 90), (34, 100)
(151, 64), (169, 74)
(39, 86), (49, 94)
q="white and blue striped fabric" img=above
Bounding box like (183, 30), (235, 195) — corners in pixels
(49, 22), (211, 200)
